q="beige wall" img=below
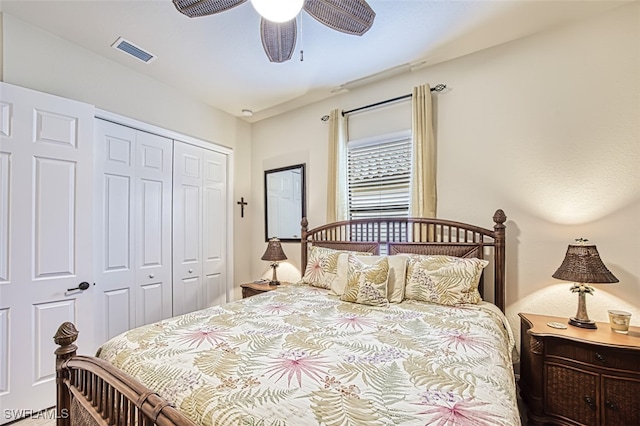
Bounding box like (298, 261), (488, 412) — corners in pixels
(1, 14), (254, 297)
(2, 4), (638, 343)
(249, 2), (640, 343)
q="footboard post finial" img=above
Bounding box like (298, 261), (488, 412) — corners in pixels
(54, 322), (79, 426)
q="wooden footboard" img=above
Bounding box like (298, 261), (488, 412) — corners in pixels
(54, 322), (196, 426)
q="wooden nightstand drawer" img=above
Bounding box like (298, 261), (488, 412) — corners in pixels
(601, 375), (640, 426)
(519, 313), (640, 426)
(546, 338), (640, 371)
(545, 362), (598, 425)
(240, 282), (278, 299)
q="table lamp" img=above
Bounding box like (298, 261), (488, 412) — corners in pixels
(552, 239), (618, 329)
(262, 237), (287, 285)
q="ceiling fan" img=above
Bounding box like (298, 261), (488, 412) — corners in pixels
(172, 0), (376, 63)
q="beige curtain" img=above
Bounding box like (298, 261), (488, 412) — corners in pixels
(410, 84), (437, 218)
(326, 109), (348, 222)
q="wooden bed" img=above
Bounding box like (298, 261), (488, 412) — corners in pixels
(54, 209), (508, 426)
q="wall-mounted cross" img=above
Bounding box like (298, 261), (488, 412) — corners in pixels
(237, 197), (248, 218)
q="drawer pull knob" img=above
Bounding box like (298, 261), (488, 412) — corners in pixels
(595, 352), (606, 363)
(584, 396), (596, 411)
(605, 400), (618, 410)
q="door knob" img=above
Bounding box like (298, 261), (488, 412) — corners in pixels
(67, 282), (91, 292)
(188, 269), (193, 273)
(149, 274), (155, 279)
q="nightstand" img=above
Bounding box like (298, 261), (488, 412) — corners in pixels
(240, 282), (278, 299)
(519, 313), (640, 426)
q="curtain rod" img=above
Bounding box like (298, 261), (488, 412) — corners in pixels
(320, 83), (446, 121)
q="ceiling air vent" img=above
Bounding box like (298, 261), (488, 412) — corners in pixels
(111, 37), (156, 63)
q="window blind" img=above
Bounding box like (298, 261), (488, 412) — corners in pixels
(347, 137), (411, 220)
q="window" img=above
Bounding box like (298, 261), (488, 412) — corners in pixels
(347, 131), (412, 220)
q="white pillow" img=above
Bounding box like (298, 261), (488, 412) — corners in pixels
(332, 254), (407, 303)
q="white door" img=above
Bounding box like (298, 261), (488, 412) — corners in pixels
(94, 119), (172, 343)
(173, 141), (227, 316)
(0, 82), (95, 422)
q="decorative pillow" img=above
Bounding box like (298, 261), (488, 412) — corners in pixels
(403, 255), (488, 306)
(332, 254), (407, 303)
(340, 255), (390, 307)
(300, 246), (372, 289)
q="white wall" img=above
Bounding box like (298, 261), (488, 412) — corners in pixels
(249, 2), (640, 343)
(0, 13), (254, 297)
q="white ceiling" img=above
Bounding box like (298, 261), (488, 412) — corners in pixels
(0, 0), (629, 122)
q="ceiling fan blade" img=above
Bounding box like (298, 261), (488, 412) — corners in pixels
(303, 0), (375, 36)
(173, 0), (247, 18)
(260, 19), (297, 63)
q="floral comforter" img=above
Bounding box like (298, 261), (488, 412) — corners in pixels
(98, 284), (520, 425)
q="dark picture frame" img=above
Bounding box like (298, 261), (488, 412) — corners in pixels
(264, 163), (306, 242)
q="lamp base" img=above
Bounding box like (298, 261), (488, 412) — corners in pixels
(568, 317), (597, 329)
(269, 263), (280, 285)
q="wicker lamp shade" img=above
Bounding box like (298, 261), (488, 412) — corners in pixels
(553, 241), (618, 329)
(552, 244), (618, 284)
(262, 238), (287, 262)
(262, 238), (287, 285)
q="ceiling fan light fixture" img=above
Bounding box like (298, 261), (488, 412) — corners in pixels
(250, 0), (303, 22)
(173, 0), (375, 63)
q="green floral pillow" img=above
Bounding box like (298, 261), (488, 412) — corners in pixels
(301, 246), (372, 289)
(340, 254), (390, 307)
(404, 255), (488, 305)
(332, 254), (407, 303)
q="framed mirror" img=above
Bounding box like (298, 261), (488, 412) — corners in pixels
(264, 164), (306, 242)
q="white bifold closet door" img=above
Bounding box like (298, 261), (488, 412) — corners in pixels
(94, 119), (173, 343)
(172, 140), (227, 316)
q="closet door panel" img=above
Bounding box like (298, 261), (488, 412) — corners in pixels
(104, 174), (131, 271)
(181, 277), (201, 315)
(202, 149), (227, 307)
(182, 185), (201, 262)
(104, 288), (131, 340)
(173, 141), (203, 315)
(95, 120), (173, 338)
(134, 131), (172, 326)
(173, 141), (228, 314)
(95, 120), (135, 343)
(138, 179), (163, 268)
(139, 282), (164, 325)
(204, 273), (224, 309)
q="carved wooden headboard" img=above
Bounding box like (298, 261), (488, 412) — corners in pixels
(300, 210), (507, 311)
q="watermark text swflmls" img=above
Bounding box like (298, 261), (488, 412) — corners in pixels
(3, 408), (69, 420)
